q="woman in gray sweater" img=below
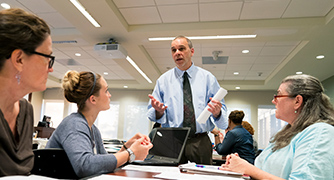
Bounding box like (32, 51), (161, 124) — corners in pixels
(46, 70), (152, 178)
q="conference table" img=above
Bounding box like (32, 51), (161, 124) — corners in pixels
(106, 154), (227, 179)
(109, 168), (160, 178)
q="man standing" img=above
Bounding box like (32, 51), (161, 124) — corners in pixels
(147, 35), (228, 164)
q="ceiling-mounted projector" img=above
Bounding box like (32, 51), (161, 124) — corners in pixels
(94, 43), (127, 59)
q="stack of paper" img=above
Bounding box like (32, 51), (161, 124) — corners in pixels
(178, 163), (243, 178)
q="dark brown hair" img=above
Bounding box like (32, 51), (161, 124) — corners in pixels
(229, 110), (245, 125)
(0, 8), (50, 70)
(62, 71), (101, 112)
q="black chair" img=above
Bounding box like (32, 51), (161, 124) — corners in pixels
(31, 148), (78, 179)
(255, 149), (263, 157)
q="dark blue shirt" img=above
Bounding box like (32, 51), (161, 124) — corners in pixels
(214, 125), (255, 164)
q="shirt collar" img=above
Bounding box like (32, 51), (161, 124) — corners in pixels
(175, 63), (195, 79)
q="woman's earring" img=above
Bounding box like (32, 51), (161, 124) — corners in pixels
(294, 110), (297, 114)
(15, 72), (21, 85)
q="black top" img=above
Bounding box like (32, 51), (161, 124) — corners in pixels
(0, 99), (34, 176)
(214, 125), (255, 164)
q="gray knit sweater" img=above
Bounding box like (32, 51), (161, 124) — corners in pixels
(46, 112), (117, 178)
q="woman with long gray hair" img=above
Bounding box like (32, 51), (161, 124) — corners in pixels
(221, 74), (334, 179)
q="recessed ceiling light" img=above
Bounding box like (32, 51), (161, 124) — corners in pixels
(233, 72), (239, 75)
(242, 50), (249, 54)
(148, 35), (257, 41)
(316, 55), (325, 59)
(296, 72), (303, 75)
(123, 86), (128, 88)
(75, 53), (81, 56)
(103, 72), (108, 75)
(235, 87), (241, 89)
(1, 3), (10, 9)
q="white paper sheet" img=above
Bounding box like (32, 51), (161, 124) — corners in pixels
(154, 172), (243, 180)
(196, 87), (228, 124)
(122, 164), (180, 173)
(88, 174), (158, 180)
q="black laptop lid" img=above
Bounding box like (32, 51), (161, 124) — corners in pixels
(149, 127), (190, 161)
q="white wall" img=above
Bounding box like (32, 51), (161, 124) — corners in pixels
(224, 90), (276, 141)
(31, 88), (276, 141)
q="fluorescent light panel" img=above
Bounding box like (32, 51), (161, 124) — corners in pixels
(70, 0), (101, 27)
(126, 56), (152, 84)
(148, 35), (257, 41)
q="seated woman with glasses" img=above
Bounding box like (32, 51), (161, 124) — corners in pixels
(221, 74), (334, 179)
(46, 70), (153, 178)
(0, 8), (53, 176)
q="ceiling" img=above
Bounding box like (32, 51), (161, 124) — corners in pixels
(3, 0), (334, 91)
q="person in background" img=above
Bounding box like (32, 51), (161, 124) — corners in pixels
(0, 8), (53, 176)
(46, 71), (152, 178)
(212, 110), (255, 164)
(241, 121), (258, 154)
(221, 74), (334, 179)
(147, 35), (228, 164)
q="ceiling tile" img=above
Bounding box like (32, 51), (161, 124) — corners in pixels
(76, 59), (103, 66)
(283, 0), (334, 18)
(227, 56), (257, 64)
(158, 4), (199, 23)
(18, 0), (56, 13)
(199, 2), (242, 21)
(240, 0), (290, 20)
(155, 0), (198, 5)
(226, 64), (252, 71)
(38, 12), (74, 28)
(120, 7), (161, 25)
(250, 63), (278, 71)
(255, 56), (286, 63)
(146, 48), (171, 58)
(260, 46), (295, 56)
(113, 0), (155, 8)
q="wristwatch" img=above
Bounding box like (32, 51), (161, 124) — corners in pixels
(126, 148), (135, 163)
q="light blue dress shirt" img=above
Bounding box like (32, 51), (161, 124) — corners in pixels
(147, 64), (228, 133)
(255, 122), (334, 180)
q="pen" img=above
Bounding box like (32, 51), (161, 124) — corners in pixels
(195, 165), (220, 170)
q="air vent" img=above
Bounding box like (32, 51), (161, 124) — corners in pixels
(57, 59), (81, 66)
(202, 56), (228, 64)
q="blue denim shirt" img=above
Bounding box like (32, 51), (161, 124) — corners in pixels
(214, 125), (255, 164)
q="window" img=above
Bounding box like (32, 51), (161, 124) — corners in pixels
(42, 100), (64, 128)
(95, 102), (119, 139)
(258, 105), (287, 149)
(123, 102), (150, 140)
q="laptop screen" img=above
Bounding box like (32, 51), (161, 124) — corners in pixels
(149, 128), (190, 159)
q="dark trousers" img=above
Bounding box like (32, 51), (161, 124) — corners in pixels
(180, 133), (213, 165)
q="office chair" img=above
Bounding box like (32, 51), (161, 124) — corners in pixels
(31, 148), (78, 179)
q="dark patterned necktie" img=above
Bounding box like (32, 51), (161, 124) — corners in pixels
(183, 72), (196, 137)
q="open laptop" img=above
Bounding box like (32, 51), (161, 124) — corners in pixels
(132, 127), (190, 166)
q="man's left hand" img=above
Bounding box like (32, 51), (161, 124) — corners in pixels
(207, 97), (222, 118)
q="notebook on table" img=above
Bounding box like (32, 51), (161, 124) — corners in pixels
(132, 127), (190, 166)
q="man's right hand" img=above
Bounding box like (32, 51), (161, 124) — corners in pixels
(148, 94), (167, 119)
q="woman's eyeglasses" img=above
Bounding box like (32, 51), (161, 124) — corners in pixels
(30, 51), (55, 68)
(273, 94), (295, 101)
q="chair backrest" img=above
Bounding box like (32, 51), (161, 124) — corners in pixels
(31, 148), (78, 179)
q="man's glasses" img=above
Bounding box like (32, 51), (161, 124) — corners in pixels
(273, 94), (295, 101)
(31, 51), (55, 68)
